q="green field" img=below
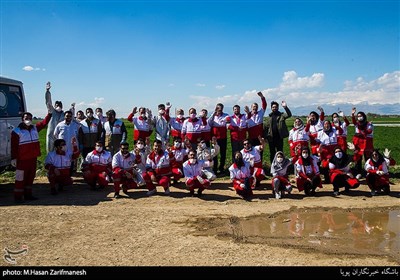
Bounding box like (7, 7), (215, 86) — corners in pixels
(2, 117), (398, 182)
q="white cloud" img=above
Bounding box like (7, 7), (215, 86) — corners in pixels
(195, 83), (206, 87)
(189, 70), (400, 113)
(22, 65), (44, 71)
(279, 70), (324, 91)
(168, 83), (175, 87)
(215, 85), (226, 90)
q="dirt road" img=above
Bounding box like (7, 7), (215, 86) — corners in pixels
(1, 176), (399, 267)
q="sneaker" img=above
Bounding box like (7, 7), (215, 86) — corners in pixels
(146, 189), (157, 196)
(370, 190), (376, 196)
(196, 175), (205, 185)
(333, 191), (340, 197)
(113, 192), (121, 198)
(285, 185), (293, 193)
(164, 187), (170, 195)
(275, 192), (281, 199)
(356, 174), (362, 180)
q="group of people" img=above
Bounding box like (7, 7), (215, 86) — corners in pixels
(9, 82), (395, 202)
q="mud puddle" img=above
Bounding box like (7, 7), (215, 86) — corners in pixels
(190, 207), (400, 262)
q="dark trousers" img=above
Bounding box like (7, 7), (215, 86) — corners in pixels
(213, 138), (227, 173)
(268, 136), (284, 164)
(231, 140), (243, 162)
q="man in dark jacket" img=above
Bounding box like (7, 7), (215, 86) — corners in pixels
(265, 101), (292, 163)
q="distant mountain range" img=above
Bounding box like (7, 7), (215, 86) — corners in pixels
(290, 102), (400, 116)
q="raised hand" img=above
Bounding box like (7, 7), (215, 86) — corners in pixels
(46, 81), (51, 91)
(281, 101), (287, 107)
(352, 107), (356, 115)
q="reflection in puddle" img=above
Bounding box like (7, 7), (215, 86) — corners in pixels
(192, 207), (400, 262)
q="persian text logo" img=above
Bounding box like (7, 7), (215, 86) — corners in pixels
(3, 245), (29, 264)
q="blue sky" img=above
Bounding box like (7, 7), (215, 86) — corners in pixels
(1, 0), (399, 117)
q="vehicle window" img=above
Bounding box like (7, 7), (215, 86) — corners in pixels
(0, 84), (24, 117)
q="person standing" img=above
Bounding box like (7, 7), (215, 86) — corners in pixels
(103, 109), (127, 156)
(181, 108), (203, 151)
(169, 108), (186, 141)
(127, 106), (153, 143)
(54, 110), (81, 174)
(351, 108), (374, 178)
(331, 111), (350, 152)
(45, 82), (64, 152)
(228, 105), (247, 162)
(11, 112), (51, 202)
(305, 106), (325, 156)
(265, 101), (292, 163)
(78, 108), (103, 159)
(95, 107), (107, 125)
(244, 91), (267, 158)
(209, 103), (229, 176)
(153, 103), (171, 148)
(288, 118), (309, 160)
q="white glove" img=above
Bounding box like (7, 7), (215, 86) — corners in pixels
(347, 142), (355, 150)
(317, 106), (324, 112)
(11, 159), (17, 167)
(338, 111), (344, 117)
(383, 148), (391, 159)
(376, 170), (384, 176)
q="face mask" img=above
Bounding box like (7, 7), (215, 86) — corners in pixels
(302, 153), (309, 159)
(96, 112), (102, 117)
(177, 114), (183, 119)
(159, 109), (165, 115)
(358, 116), (364, 121)
(372, 155), (378, 162)
(174, 142), (181, 148)
(190, 113), (196, 119)
(55, 106), (62, 112)
(137, 144), (144, 150)
(189, 158), (196, 164)
(200, 143), (206, 149)
(87, 113), (93, 118)
(335, 152), (343, 159)
(141, 113), (146, 118)
(276, 157), (283, 163)
(333, 117), (339, 123)
(95, 146), (103, 152)
(199, 112), (204, 118)
(24, 120), (32, 126)
(61, 146), (67, 152)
